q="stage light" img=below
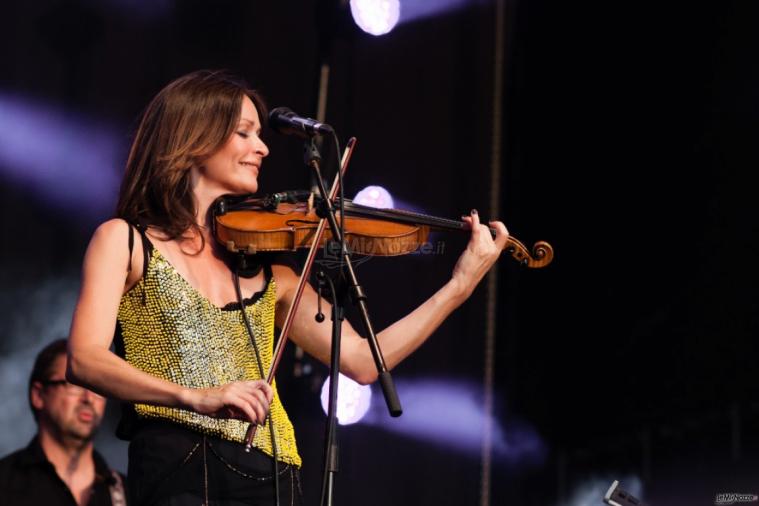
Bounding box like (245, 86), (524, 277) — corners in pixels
(0, 92), (120, 221)
(396, 0), (469, 25)
(361, 378), (547, 463)
(565, 475), (643, 506)
(320, 373), (372, 425)
(349, 0), (400, 36)
(354, 185), (394, 208)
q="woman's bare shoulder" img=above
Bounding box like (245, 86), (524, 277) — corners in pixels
(271, 262), (298, 282)
(85, 219), (143, 288)
(85, 218), (132, 253)
(271, 262), (299, 301)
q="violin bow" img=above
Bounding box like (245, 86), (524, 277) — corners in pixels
(244, 137), (357, 451)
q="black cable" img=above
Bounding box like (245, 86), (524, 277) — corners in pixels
(234, 267), (281, 506)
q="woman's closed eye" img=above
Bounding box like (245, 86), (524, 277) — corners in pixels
(237, 130), (262, 139)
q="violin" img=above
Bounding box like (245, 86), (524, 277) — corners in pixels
(214, 137), (553, 452)
(213, 191), (554, 268)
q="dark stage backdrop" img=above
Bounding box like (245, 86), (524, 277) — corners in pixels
(1, 1), (759, 505)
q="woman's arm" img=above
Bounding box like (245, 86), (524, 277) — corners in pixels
(278, 211), (508, 385)
(67, 219), (272, 423)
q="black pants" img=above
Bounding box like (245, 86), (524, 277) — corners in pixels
(127, 421), (302, 506)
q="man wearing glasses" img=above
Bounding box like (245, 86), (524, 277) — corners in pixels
(0, 339), (126, 505)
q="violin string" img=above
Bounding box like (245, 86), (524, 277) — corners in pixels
(341, 201), (467, 230)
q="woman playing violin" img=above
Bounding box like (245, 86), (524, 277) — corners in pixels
(66, 69), (509, 506)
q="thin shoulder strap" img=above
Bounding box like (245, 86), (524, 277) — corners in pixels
(127, 224), (134, 273)
(134, 223), (151, 282)
(125, 220), (152, 307)
(263, 261), (273, 281)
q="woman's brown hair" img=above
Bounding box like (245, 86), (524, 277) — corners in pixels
(116, 69), (266, 241)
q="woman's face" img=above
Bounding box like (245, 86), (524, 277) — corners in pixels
(198, 95), (269, 196)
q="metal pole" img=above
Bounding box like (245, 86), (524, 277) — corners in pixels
(480, 0), (506, 505)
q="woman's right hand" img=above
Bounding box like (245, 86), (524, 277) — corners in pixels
(183, 380), (274, 424)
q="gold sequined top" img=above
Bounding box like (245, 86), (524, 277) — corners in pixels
(116, 243), (301, 467)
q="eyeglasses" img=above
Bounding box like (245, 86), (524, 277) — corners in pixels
(41, 379), (103, 398)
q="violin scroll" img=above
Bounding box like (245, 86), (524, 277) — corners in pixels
(505, 237), (554, 268)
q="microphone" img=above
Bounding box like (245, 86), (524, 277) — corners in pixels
(268, 107), (334, 138)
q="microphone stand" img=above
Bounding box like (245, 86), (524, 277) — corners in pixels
(303, 137), (403, 506)
(316, 269), (341, 506)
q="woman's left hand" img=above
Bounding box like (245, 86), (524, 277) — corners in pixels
(450, 209), (509, 298)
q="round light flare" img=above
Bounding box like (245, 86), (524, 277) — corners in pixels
(320, 373), (372, 425)
(354, 185), (394, 209)
(349, 0), (400, 36)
